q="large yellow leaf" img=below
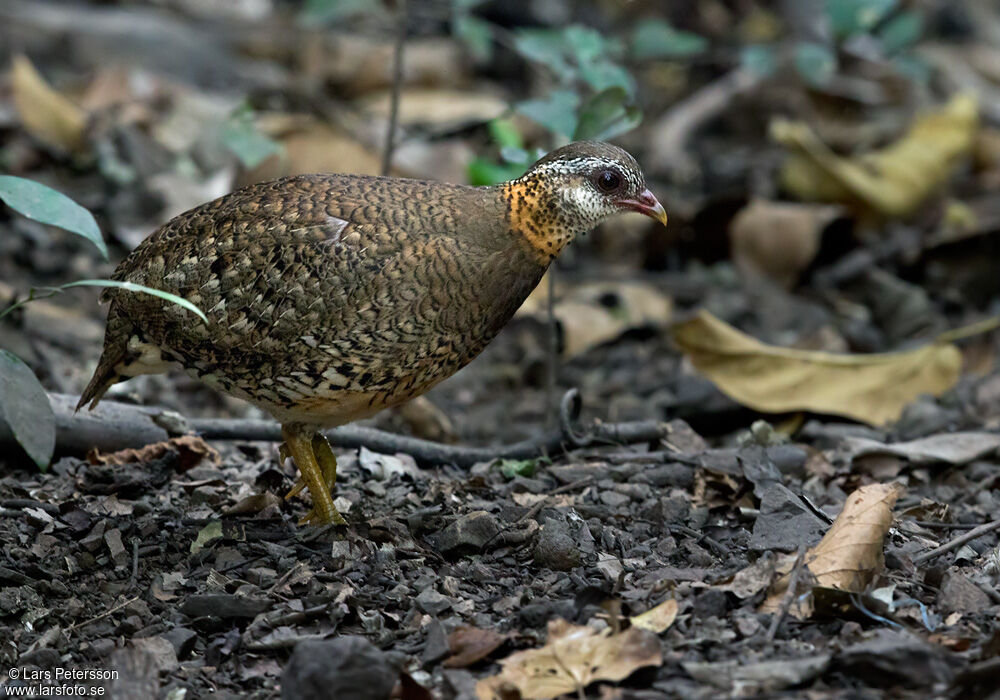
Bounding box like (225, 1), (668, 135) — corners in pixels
(772, 94), (977, 218)
(10, 55), (87, 152)
(672, 310), (961, 426)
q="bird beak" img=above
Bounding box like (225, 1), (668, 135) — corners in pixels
(618, 189), (668, 226)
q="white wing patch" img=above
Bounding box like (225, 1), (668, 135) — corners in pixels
(323, 215), (350, 245)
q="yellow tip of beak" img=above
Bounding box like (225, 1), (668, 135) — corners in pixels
(650, 201), (668, 227)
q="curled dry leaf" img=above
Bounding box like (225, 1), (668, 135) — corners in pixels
(475, 619), (662, 700)
(519, 278), (672, 359)
(842, 432), (1000, 465)
(714, 555), (780, 599)
(443, 625), (509, 668)
(11, 55), (88, 152)
(629, 598), (679, 634)
(394, 395), (457, 444)
(672, 310), (961, 426)
(760, 482), (903, 615)
(87, 435), (220, 472)
(772, 94), (977, 219)
(729, 199), (844, 289)
(224, 492), (283, 516)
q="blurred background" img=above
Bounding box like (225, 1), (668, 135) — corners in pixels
(3, 0), (1000, 447)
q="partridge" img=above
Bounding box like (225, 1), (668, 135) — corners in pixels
(78, 141), (667, 524)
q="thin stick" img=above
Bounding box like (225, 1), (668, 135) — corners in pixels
(26, 392), (670, 469)
(129, 537), (140, 588)
(766, 546), (807, 643)
(381, 0), (408, 176)
(66, 596), (139, 633)
(545, 268), (558, 428)
(912, 519), (1000, 565)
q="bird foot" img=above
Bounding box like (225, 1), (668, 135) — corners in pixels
(299, 506), (348, 526)
(280, 430), (346, 526)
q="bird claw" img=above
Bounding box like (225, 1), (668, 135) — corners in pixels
(298, 507), (348, 526)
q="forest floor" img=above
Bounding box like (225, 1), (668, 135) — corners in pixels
(2, 1), (1000, 699)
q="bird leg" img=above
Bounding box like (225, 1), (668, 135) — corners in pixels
(282, 434), (338, 500)
(280, 425), (346, 526)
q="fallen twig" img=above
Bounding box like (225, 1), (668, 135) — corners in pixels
(3, 391), (671, 468)
(65, 596), (139, 634)
(765, 546), (807, 643)
(912, 519), (1000, 565)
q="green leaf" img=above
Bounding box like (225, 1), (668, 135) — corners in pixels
(563, 25), (621, 66)
(455, 15), (493, 62)
(190, 520), (223, 554)
(488, 118), (523, 150)
(826, 0), (897, 37)
(579, 60), (635, 95)
(221, 108), (283, 169)
(794, 42), (838, 87)
(631, 20), (708, 60)
(740, 45), (778, 78)
(0, 175), (107, 259)
(467, 157), (526, 186)
(878, 10), (923, 54)
(498, 458), (547, 479)
(574, 87), (642, 141)
(299, 0), (370, 25)
(516, 90), (580, 139)
(513, 29), (575, 80)
(500, 146), (530, 164)
(63, 280), (209, 323)
(0, 350), (55, 471)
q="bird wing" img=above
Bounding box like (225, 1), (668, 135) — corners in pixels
(107, 174), (519, 394)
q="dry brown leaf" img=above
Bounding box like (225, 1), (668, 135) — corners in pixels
(729, 199), (844, 289)
(224, 492), (283, 516)
(629, 598), (678, 634)
(443, 625), (509, 668)
(11, 55), (88, 152)
(672, 310), (961, 426)
(760, 483), (903, 615)
(475, 619), (662, 700)
(519, 278), (672, 359)
(714, 555), (780, 599)
(773, 94), (977, 218)
(87, 435), (220, 471)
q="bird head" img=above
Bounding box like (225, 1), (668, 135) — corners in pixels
(500, 141), (667, 261)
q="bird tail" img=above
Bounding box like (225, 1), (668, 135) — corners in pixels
(76, 345), (128, 411)
(76, 308), (131, 412)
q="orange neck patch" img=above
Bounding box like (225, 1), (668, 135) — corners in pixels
(500, 176), (574, 263)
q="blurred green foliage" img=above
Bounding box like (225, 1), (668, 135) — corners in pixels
(221, 104), (284, 170)
(0, 177), (208, 469)
(630, 19), (708, 60)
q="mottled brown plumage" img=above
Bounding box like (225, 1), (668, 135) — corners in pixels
(79, 141), (666, 524)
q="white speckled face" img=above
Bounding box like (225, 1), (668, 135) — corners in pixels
(502, 142), (663, 261)
(559, 181), (618, 229)
(523, 153), (645, 230)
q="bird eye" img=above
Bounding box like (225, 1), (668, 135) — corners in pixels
(596, 170), (622, 192)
